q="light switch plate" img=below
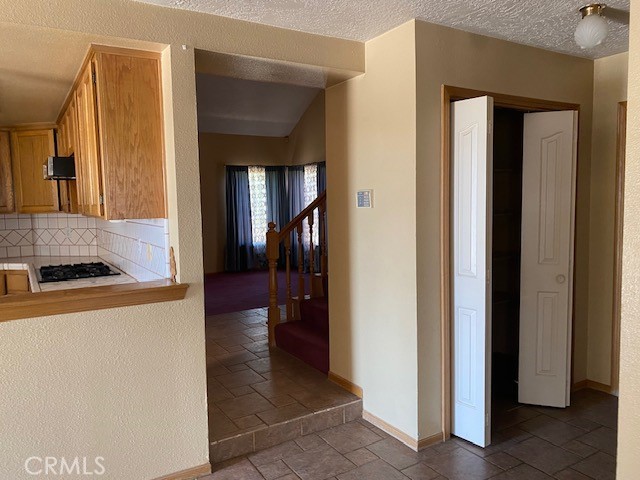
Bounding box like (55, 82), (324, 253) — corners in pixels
(356, 190), (373, 208)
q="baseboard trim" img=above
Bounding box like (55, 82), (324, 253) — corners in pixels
(363, 410), (441, 451)
(418, 433), (443, 450)
(573, 379), (614, 394)
(329, 371), (363, 398)
(153, 463), (211, 480)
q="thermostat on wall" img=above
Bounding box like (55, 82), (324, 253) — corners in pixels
(356, 190), (373, 208)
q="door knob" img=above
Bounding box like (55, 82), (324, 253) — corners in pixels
(556, 274), (566, 284)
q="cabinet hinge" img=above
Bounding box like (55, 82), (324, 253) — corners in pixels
(92, 71), (97, 84)
(99, 194), (104, 205)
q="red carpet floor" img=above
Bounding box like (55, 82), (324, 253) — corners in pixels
(205, 270), (302, 316)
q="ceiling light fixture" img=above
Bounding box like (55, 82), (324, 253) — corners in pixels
(575, 4), (609, 49)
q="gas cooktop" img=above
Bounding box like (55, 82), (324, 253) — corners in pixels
(38, 262), (121, 283)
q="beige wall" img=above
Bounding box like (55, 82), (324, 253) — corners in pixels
(618, 3), (640, 477)
(198, 91), (326, 274)
(328, 19), (595, 443)
(199, 133), (289, 273)
(414, 21), (595, 438)
(588, 53), (629, 386)
(0, 1), (363, 479)
(287, 91), (327, 166)
(327, 21), (419, 438)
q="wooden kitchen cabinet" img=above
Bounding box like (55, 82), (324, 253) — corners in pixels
(57, 96), (79, 214)
(10, 129), (58, 213)
(0, 130), (14, 213)
(59, 46), (166, 220)
(0, 270), (30, 296)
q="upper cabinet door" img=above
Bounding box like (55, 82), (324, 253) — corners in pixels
(10, 129), (58, 213)
(0, 131), (14, 213)
(94, 51), (166, 219)
(75, 60), (104, 218)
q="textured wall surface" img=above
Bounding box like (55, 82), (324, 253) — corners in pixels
(326, 20), (419, 439)
(0, 1), (363, 479)
(136, 0), (629, 59)
(588, 52), (628, 386)
(617, 4), (640, 477)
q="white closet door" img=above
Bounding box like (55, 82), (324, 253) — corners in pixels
(519, 111), (578, 408)
(451, 96), (494, 447)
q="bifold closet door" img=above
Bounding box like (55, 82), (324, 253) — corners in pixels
(451, 96), (494, 447)
(519, 111), (578, 408)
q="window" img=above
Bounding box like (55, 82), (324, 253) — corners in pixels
(248, 166), (267, 251)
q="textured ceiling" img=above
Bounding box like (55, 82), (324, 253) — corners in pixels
(134, 0), (629, 58)
(196, 73), (320, 136)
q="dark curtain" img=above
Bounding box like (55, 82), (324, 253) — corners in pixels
(317, 161), (326, 195)
(288, 165), (305, 268)
(225, 166), (254, 272)
(266, 166), (288, 268)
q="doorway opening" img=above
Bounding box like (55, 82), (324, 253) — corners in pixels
(441, 86), (581, 447)
(491, 107), (524, 419)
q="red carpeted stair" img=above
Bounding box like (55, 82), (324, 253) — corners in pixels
(275, 278), (329, 374)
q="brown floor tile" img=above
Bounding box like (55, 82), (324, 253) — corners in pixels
(318, 421), (383, 454)
(295, 433), (328, 451)
(216, 333), (256, 347)
(290, 389), (358, 412)
(485, 451), (522, 469)
(210, 434), (255, 464)
(574, 426), (617, 456)
(230, 385), (255, 396)
(565, 417), (602, 432)
(217, 350), (260, 366)
(268, 394), (299, 408)
(571, 452), (616, 480)
(234, 414), (266, 430)
(490, 463), (552, 479)
(421, 447), (503, 480)
(284, 444), (356, 480)
(554, 468), (592, 479)
(366, 437), (422, 470)
(248, 440), (303, 467)
(519, 415), (586, 446)
(337, 458), (406, 480)
(256, 459), (294, 480)
(227, 363), (251, 372)
(257, 403), (312, 426)
(301, 407), (345, 434)
(505, 437), (581, 475)
(561, 440), (598, 458)
(207, 457), (264, 480)
(255, 419), (303, 450)
(217, 392), (273, 419)
(344, 447), (379, 466)
(401, 462), (442, 480)
(217, 370), (266, 389)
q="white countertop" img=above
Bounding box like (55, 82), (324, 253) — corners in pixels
(0, 256), (137, 293)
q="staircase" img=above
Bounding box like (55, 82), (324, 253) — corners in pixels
(266, 191), (329, 373)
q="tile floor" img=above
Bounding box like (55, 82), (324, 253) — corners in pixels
(204, 388), (618, 480)
(206, 307), (361, 463)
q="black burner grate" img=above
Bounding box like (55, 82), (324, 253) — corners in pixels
(39, 262), (121, 283)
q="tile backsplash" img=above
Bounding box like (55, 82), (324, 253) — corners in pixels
(0, 213), (170, 282)
(97, 218), (170, 282)
(0, 213), (97, 258)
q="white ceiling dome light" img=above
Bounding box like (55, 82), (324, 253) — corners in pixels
(575, 4), (609, 49)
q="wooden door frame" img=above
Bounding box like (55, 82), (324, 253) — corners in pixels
(440, 85), (581, 440)
(611, 101), (627, 396)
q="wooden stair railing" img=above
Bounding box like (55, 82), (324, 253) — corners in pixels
(266, 190), (327, 346)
